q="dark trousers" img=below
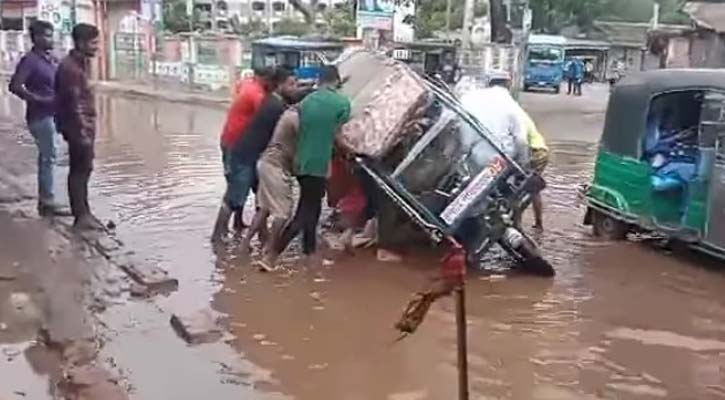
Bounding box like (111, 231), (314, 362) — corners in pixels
(274, 176), (326, 255)
(67, 139), (94, 219)
(567, 79), (575, 94)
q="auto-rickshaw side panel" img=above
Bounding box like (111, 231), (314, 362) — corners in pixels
(589, 151), (651, 217)
(588, 80), (654, 222)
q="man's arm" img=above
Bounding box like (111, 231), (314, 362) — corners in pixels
(9, 56), (53, 105)
(510, 113), (530, 167)
(56, 66), (89, 143)
(337, 98), (352, 125)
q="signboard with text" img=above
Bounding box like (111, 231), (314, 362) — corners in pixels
(356, 0), (394, 31)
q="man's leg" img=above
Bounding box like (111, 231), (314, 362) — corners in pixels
(265, 217), (286, 252)
(300, 177), (326, 255)
(212, 148), (233, 242)
(68, 140), (99, 230)
(232, 210), (245, 233)
(262, 176), (319, 268)
(28, 117), (60, 214)
(529, 149), (549, 230)
(240, 208), (269, 252)
(532, 193), (544, 230)
(213, 153), (254, 242)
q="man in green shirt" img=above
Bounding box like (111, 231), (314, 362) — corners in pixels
(260, 65), (350, 270)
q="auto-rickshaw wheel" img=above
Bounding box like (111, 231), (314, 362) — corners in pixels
(592, 211), (627, 240)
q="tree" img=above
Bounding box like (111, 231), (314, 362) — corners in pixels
(274, 18), (312, 35)
(528, 0), (688, 34)
(288, 0), (319, 25)
(230, 17), (268, 37)
(324, 5), (357, 37)
(162, 0), (202, 33)
(409, 0), (488, 38)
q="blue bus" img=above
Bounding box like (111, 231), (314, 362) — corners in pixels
(250, 36), (345, 85)
(524, 34), (566, 93)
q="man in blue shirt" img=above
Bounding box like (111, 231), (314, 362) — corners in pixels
(9, 20), (69, 216)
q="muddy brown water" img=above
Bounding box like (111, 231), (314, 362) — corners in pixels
(2, 86), (725, 399)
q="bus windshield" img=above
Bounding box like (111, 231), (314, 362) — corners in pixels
(529, 46), (563, 63)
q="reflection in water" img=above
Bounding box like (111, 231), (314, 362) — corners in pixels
(2, 91), (725, 399)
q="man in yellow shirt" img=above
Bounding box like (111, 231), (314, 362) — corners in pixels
(520, 110), (549, 230)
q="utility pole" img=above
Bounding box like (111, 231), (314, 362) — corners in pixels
(652, 2), (660, 30)
(210, 0), (217, 30)
(186, 0), (194, 87)
(71, 0), (77, 25)
(489, 0), (506, 43)
(461, 0), (475, 49)
(445, 0), (452, 39)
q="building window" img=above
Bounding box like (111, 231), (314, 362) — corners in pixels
(252, 1), (265, 11)
(316, 3), (327, 11)
(217, 0), (228, 11)
(272, 1), (285, 11)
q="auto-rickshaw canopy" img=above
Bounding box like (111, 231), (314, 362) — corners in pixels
(601, 69), (725, 158)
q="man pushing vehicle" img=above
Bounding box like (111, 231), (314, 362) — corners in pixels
(459, 82), (550, 231)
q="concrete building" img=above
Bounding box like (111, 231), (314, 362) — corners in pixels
(682, 1), (725, 68)
(194, 0), (347, 31)
(643, 2), (725, 70)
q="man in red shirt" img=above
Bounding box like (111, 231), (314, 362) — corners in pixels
(212, 67), (275, 242)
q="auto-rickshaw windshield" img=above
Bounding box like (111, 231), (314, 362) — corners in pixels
(390, 92), (502, 204)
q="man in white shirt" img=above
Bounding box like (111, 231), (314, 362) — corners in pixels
(459, 86), (529, 166)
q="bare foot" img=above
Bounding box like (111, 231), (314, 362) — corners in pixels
(73, 215), (105, 232)
(256, 253), (278, 272)
(377, 249), (402, 263)
(255, 259), (276, 273)
(339, 229), (354, 255)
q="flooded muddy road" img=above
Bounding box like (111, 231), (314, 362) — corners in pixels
(2, 83), (725, 399)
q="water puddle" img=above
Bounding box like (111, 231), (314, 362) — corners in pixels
(1, 88), (725, 399)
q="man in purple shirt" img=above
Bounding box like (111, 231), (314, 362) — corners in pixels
(9, 20), (69, 216)
(54, 24), (101, 230)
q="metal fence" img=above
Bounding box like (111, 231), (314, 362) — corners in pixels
(109, 33), (253, 92)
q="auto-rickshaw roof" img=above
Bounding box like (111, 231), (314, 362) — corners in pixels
(601, 69), (725, 158)
(252, 36), (345, 51)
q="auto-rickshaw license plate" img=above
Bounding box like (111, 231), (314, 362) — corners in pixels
(440, 156), (507, 225)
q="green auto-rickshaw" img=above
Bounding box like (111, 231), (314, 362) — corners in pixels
(584, 69), (725, 259)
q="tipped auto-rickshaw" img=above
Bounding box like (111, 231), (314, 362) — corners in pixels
(335, 50), (554, 276)
(584, 69), (725, 259)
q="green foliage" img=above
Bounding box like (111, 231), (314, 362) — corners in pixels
(528, 0), (688, 33)
(274, 18), (312, 35)
(324, 5), (357, 37)
(231, 18), (268, 37)
(162, 0), (201, 33)
(412, 0), (488, 38)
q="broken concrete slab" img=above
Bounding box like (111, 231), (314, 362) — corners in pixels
(119, 263), (178, 293)
(170, 309), (222, 345)
(64, 364), (129, 400)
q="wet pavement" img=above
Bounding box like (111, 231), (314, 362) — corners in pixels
(2, 83), (725, 399)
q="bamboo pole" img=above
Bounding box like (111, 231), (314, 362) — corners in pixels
(455, 284), (469, 400)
